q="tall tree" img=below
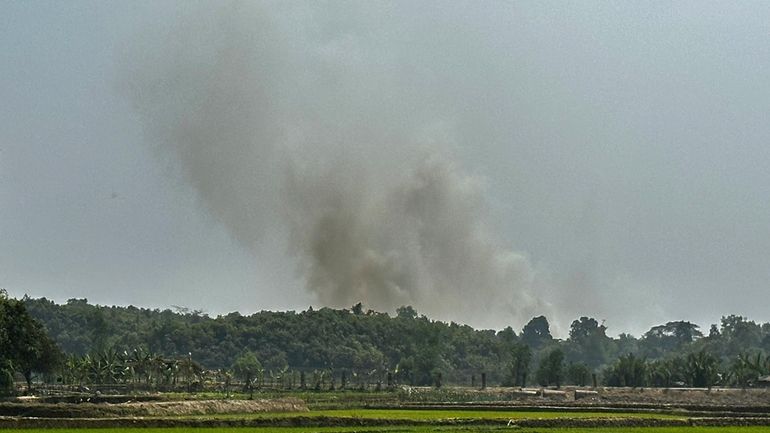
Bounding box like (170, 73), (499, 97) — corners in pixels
(641, 321), (702, 358)
(567, 317), (611, 368)
(566, 362), (590, 386)
(232, 351), (262, 399)
(0, 291), (62, 391)
(509, 342), (531, 386)
(521, 316), (553, 349)
(536, 347), (564, 387)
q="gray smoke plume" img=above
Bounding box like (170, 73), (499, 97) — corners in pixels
(125, 1), (545, 328)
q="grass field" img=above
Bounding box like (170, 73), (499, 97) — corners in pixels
(5, 389), (770, 431)
(5, 427), (770, 433)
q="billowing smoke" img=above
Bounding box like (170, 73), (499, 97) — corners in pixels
(125, 1), (546, 328)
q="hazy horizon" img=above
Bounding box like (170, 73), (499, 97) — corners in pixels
(3, 1), (770, 337)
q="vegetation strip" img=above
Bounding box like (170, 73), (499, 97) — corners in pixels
(4, 416), (770, 429)
(9, 429), (770, 433)
(380, 402), (770, 413)
(11, 296), (770, 395)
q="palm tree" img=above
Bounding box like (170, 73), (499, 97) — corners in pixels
(684, 350), (719, 388)
(649, 359), (678, 387)
(731, 352), (769, 388)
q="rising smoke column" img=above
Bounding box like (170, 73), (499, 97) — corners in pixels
(125, 1), (545, 328)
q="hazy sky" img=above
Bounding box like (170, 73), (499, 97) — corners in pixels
(2, 1), (770, 336)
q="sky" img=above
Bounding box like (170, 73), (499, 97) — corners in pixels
(2, 1), (770, 337)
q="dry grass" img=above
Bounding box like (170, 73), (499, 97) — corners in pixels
(120, 398), (309, 416)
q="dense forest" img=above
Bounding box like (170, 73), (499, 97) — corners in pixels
(9, 295), (770, 390)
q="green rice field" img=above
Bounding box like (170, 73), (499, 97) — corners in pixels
(5, 427), (770, 433)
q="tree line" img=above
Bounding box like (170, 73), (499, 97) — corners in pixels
(4, 295), (770, 393)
